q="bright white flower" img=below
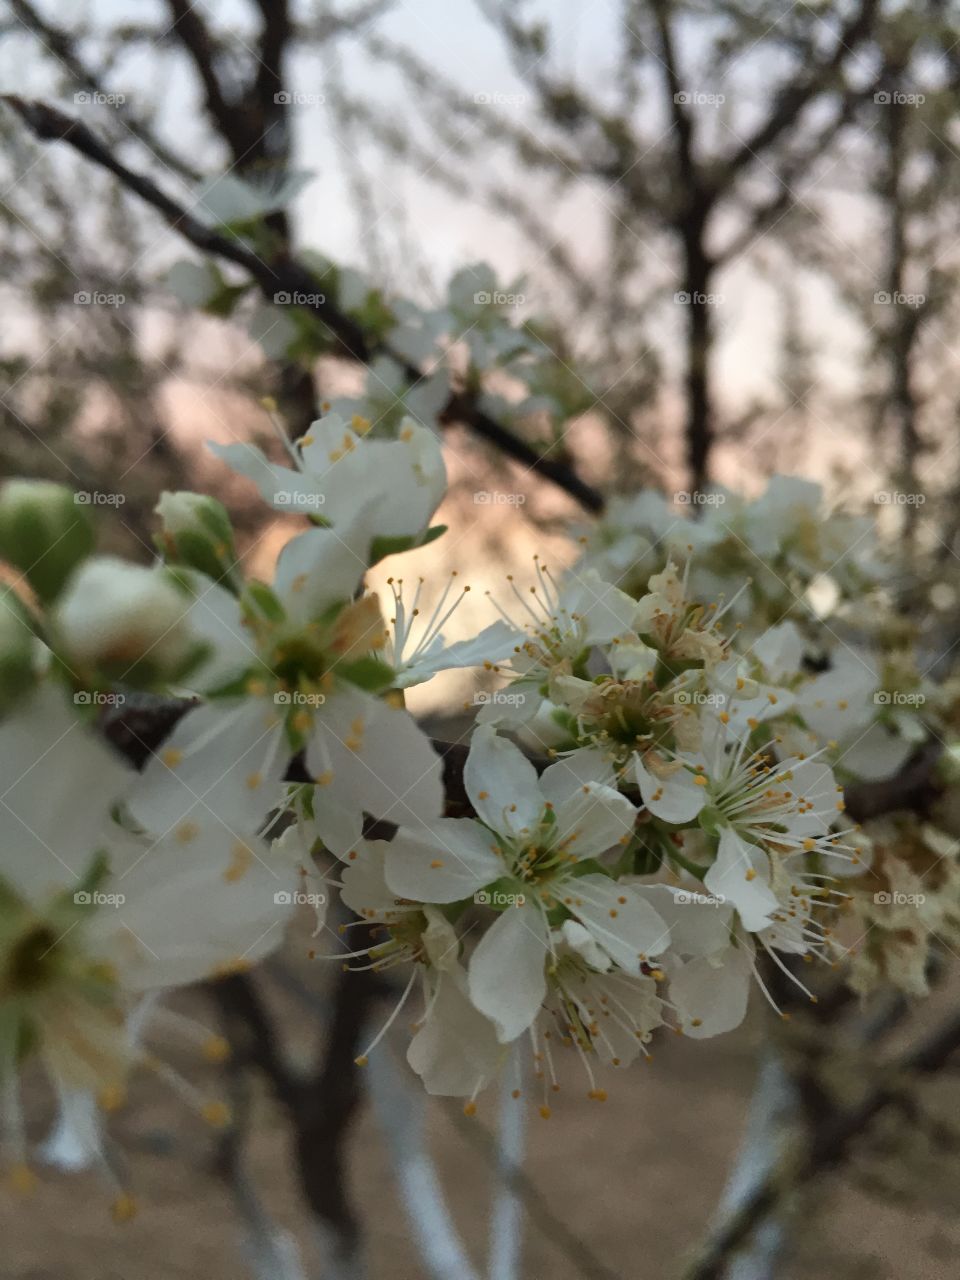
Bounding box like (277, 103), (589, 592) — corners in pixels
(130, 519), (443, 848)
(211, 409), (447, 562)
(635, 723), (846, 933)
(333, 839), (502, 1098)
(383, 726), (668, 1043)
(0, 685), (298, 1178)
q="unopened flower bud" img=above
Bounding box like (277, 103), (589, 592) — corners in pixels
(0, 480), (95, 602)
(0, 588), (37, 709)
(55, 557), (202, 685)
(154, 491), (238, 586)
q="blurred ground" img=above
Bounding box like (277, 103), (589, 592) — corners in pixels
(4, 958), (958, 1280)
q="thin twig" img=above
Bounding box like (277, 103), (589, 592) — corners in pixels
(2, 96), (604, 514)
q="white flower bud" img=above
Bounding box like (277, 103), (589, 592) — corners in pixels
(55, 557), (198, 681)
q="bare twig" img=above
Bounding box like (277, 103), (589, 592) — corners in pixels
(2, 96), (604, 514)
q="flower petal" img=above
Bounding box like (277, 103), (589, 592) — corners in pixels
(384, 819), (503, 904)
(463, 724), (543, 840)
(468, 902), (549, 1042)
(704, 829), (779, 932)
(563, 873), (670, 971)
(634, 754), (707, 824)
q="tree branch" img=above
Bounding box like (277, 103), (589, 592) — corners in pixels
(3, 95), (604, 514)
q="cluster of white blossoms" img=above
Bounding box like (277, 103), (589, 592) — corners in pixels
(0, 400), (956, 1196)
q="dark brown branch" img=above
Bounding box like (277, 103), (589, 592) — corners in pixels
(3, 95), (604, 514)
(716, 0), (881, 188)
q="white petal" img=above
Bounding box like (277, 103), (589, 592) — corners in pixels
(0, 685), (132, 896)
(838, 721), (913, 782)
(668, 945), (753, 1037)
(563, 874), (670, 971)
(274, 524), (368, 624)
(385, 819), (503, 903)
(92, 821), (297, 989)
(464, 724), (543, 840)
(549, 781), (636, 860)
(468, 902), (549, 1042)
(634, 754), (707, 824)
(558, 570), (638, 644)
(394, 621), (517, 688)
(630, 883), (734, 956)
(704, 829), (779, 932)
(407, 971), (502, 1096)
(539, 748), (618, 796)
(307, 689), (443, 827)
(128, 699), (288, 836)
